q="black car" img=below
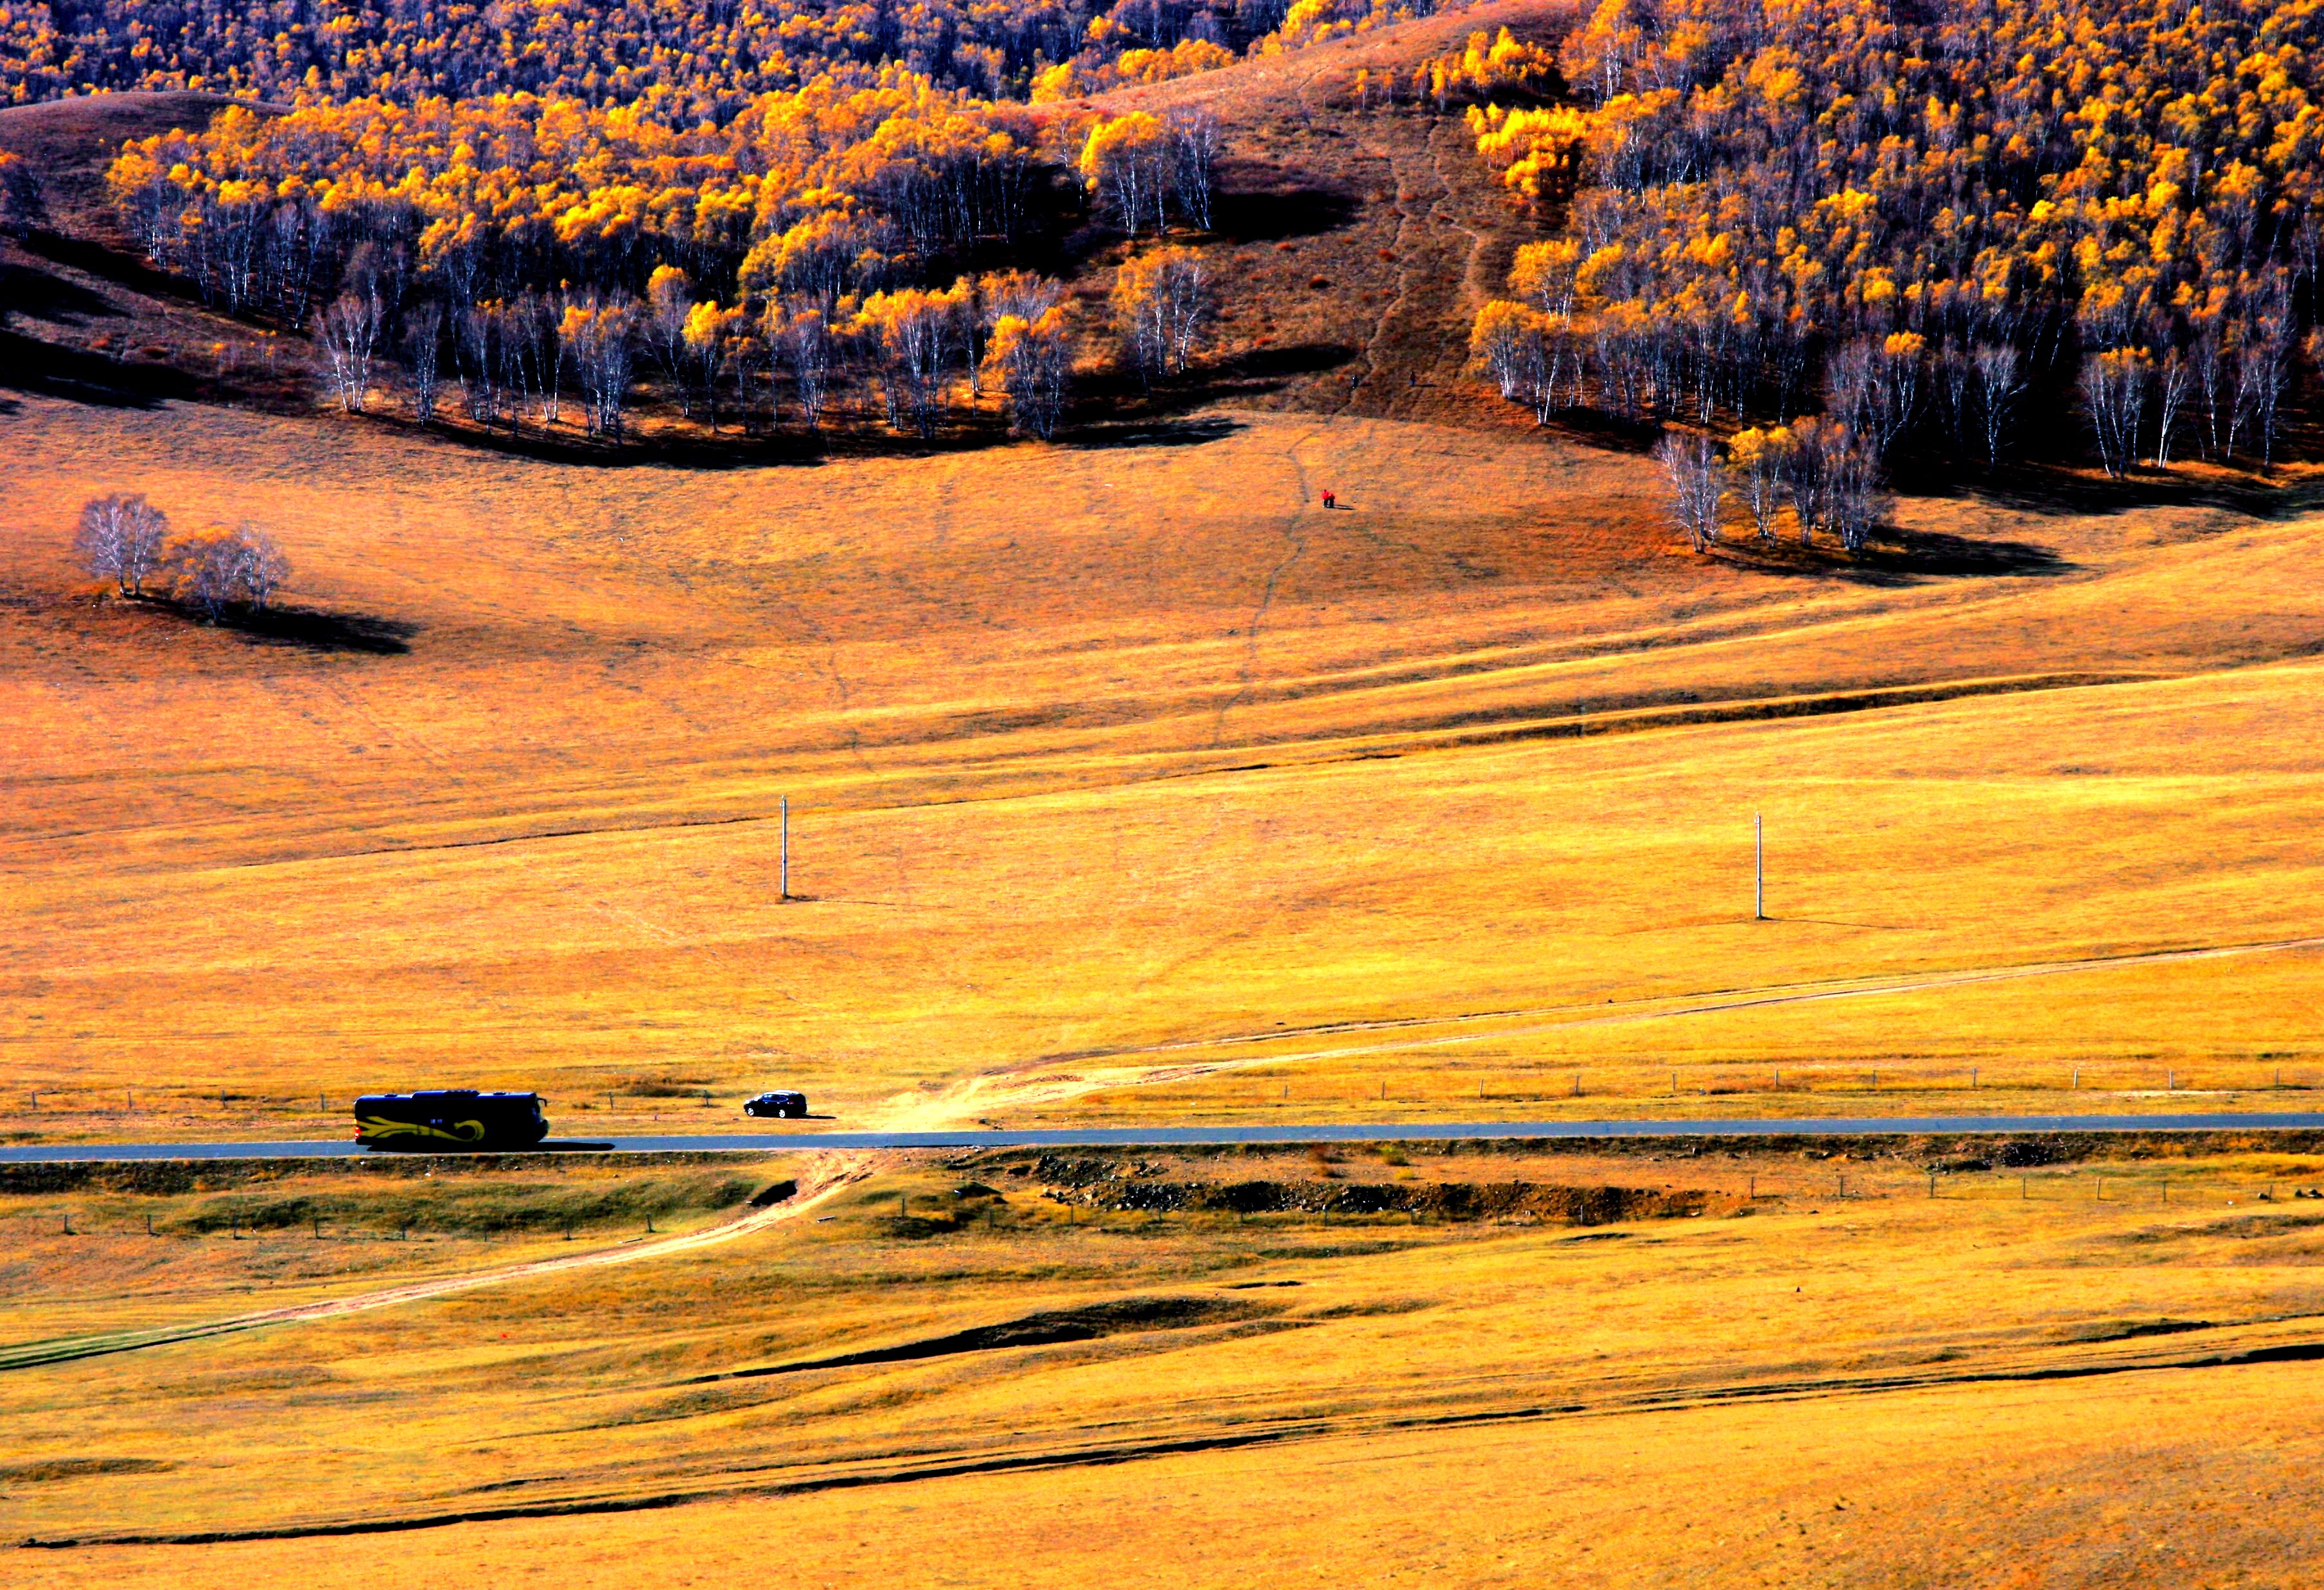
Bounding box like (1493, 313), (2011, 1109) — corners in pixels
(744, 1090), (809, 1119)
(355, 1090), (549, 1150)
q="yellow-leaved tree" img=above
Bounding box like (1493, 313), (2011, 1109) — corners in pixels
(1111, 245), (1213, 387)
(983, 305), (1075, 439)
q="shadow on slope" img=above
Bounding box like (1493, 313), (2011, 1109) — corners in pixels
(1712, 527), (2078, 587)
(219, 605), (419, 655)
(696, 1294), (1274, 1381)
(92, 595), (421, 655)
(0, 327), (193, 408)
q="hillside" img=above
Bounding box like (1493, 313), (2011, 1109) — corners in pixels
(8, 11), (2324, 1587)
(4, 373), (2324, 1142)
(7, 1141), (2324, 1578)
(1076, 0), (1573, 422)
(0, 6), (1573, 433)
(3, 4), (2324, 1142)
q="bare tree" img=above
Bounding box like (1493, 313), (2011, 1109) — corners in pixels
(2242, 296), (2295, 466)
(2193, 314), (2233, 459)
(401, 301), (445, 423)
(506, 294), (561, 427)
(455, 299), (500, 425)
(1781, 416), (1836, 543)
(2081, 346), (2151, 479)
(559, 294), (639, 439)
(1827, 436), (1890, 552)
(1933, 344), (1975, 452)
(773, 299), (836, 428)
(170, 531), (245, 620)
(1167, 109), (1223, 231)
(156, 523), (293, 618)
(1775, 418), (1884, 549)
(1829, 333), (1924, 454)
(73, 493), (170, 597)
(1825, 339), (1878, 437)
(1971, 342), (2023, 470)
(313, 287), (384, 412)
(230, 525), (291, 610)
(2152, 348), (2190, 467)
(1653, 430), (1727, 552)
(730, 330), (770, 430)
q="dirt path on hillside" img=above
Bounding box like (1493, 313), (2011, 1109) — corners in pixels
(0, 1154), (879, 1372)
(873, 932), (2324, 1126)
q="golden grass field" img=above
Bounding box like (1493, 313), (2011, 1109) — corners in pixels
(9, 1145), (2324, 1584)
(3, 383), (2323, 1141)
(8, 3), (2324, 1580)
(4, 0), (2321, 1138)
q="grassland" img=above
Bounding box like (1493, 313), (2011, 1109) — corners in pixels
(4, 0), (2322, 1138)
(7, 6), (2324, 1580)
(9, 1144), (2324, 1584)
(4, 382), (2323, 1142)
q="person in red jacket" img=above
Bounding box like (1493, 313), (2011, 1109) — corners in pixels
(1321, 489), (1336, 509)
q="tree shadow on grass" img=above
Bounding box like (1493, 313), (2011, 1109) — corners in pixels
(1536, 405), (1668, 455)
(1713, 528), (2077, 587)
(2, 258), (121, 326)
(1064, 414), (1245, 450)
(1901, 455), (2324, 521)
(1064, 342), (1360, 433)
(216, 603), (418, 655)
(425, 418), (840, 471)
(1210, 166), (1359, 244)
(0, 328), (193, 409)
(14, 229), (209, 311)
(95, 596), (418, 655)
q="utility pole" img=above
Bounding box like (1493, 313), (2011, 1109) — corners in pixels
(779, 795), (790, 901)
(1754, 812), (1766, 921)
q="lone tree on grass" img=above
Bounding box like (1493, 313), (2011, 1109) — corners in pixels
(80, 497), (291, 619)
(74, 493), (171, 597)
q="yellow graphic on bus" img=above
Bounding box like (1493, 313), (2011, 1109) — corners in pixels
(355, 1115), (489, 1145)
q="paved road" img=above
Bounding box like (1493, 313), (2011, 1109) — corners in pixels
(8, 1111), (2324, 1163)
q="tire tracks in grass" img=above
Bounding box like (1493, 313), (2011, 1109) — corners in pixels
(1210, 432), (1316, 746)
(916, 932), (2324, 1119)
(30, 1316), (2324, 1547)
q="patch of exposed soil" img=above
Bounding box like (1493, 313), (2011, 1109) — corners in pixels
(1044, 1174), (1730, 1224)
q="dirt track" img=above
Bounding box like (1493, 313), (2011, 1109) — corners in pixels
(0, 1155), (875, 1372)
(888, 931), (2324, 1124)
(13, 930), (2321, 1372)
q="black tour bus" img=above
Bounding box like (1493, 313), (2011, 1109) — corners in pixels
(354, 1090), (549, 1151)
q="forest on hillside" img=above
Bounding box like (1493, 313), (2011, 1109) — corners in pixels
(1, 0), (1453, 445)
(91, 77), (1219, 441)
(0, 0), (1461, 108)
(1465, 0), (2324, 502)
(17, 0), (2324, 521)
